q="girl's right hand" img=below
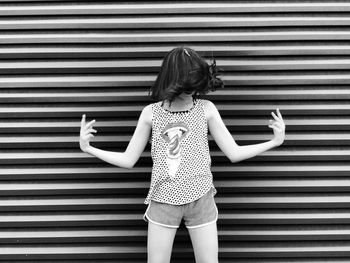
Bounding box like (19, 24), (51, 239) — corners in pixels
(80, 114), (97, 153)
(269, 109), (285, 147)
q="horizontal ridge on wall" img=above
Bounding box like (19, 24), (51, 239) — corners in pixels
(1, 2), (350, 15)
(0, 1), (349, 262)
(1, 44), (350, 58)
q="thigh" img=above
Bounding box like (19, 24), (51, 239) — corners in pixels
(188, 222), (219, 263)
(147, 221), (177, 263)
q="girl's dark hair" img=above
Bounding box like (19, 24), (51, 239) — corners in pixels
(149, 47), (223, 102)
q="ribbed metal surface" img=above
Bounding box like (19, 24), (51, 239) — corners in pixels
(1, 1), (350, 262)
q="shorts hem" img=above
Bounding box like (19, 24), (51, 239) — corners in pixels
(144, 213), (179, 229)
(186, 200), (219, 229)
(186, 218), (217, 229)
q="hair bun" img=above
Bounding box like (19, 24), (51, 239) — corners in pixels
(208, 59), (224, 91)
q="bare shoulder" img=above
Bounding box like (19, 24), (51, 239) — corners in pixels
(139, 104), (153, 126)
(202, 99), (219, 121)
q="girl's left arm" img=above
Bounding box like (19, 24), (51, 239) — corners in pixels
(205, 101), (285, 163)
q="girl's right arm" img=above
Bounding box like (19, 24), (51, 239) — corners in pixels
(79, 105), (152, 169)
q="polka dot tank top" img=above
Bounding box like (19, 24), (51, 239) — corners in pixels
(145, 99), (216, 205)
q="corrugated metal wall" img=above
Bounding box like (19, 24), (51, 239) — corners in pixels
(1, 0), (350, 262)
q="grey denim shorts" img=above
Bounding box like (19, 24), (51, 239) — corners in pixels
(143, 189), (218, 229)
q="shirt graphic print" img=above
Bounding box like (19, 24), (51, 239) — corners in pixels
(161, 122), (190, 179)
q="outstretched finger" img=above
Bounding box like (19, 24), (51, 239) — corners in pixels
(271, 111), (280, 122)
(85, 119), (96, 129)
(80, 115), (87, 134)
(81, 114), (86, 126)
(276, 108), (284, 122)
(87, 128), (97, 134)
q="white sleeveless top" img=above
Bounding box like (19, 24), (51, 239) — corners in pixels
(145, 99), (216, 205)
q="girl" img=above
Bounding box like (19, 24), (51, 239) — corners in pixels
(79, 47), (285, 263)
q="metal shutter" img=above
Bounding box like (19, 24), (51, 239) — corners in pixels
(1, 1), (350, 262)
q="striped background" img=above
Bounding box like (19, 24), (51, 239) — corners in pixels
(1, 0), (350, 262)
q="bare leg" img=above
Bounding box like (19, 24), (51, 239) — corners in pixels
(147, 221), (177, 263)
(188, 222), (219, 263)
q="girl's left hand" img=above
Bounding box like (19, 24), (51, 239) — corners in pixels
(269, 109), (285, 147)
(80, 114), (97, 153)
